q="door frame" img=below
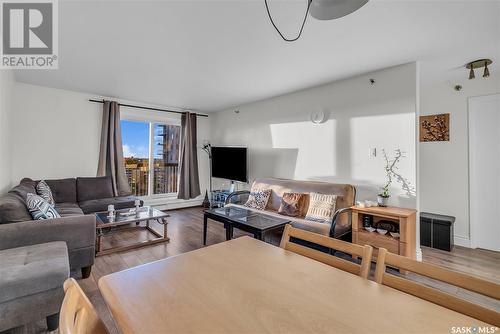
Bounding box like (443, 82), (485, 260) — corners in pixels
(468, 93), (500, 249)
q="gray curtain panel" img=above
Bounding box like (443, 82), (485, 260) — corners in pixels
(178, 112), (201, 200)
(97, 100), (131, 196)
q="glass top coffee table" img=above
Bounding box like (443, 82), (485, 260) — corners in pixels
(203, 206), (290, 245)
(95, 206), (169, 256)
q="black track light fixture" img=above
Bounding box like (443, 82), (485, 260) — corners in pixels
(466, 59), (492, 80)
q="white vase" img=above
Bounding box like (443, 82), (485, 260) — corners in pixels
(377, 195), (389, 207)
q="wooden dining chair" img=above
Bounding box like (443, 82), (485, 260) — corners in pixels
(59, 278), (109, 334)
(280, 224), (373, 278)
(374, 248), (500, 326)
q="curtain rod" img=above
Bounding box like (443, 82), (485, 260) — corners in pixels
(88, 99), (209, 118)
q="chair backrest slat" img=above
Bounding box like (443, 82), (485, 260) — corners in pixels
(285, 242), (362, 276)
(59, 278), (109, 334)
(374, 248), (500, 327)
(381, 251), (500, 299)
(280, 224), (373, 279)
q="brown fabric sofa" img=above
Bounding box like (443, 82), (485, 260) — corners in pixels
(226, 178), (356, 239)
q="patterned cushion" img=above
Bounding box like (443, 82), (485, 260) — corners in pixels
(244, 189), (272, 210)
(278, 192), (308, 217)
(36, 180), (55, 206)
(304, 193), (337, 224)
(26, 193), (61, 220)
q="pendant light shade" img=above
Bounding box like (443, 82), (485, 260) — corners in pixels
(265, 0), (369, 42)
(483, 62), (490, 78)
(469, 65), (475, 80)
(309, 0), (369, 20)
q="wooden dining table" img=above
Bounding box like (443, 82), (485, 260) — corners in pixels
(98, 236), (488, 334)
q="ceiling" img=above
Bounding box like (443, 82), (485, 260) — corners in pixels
(14, 0), (500, 112)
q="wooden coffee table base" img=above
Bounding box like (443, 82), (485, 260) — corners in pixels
(96, 218), (169, 257)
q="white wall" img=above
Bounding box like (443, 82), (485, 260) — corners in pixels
(9, 83), (211, 208)
(0, 71), (14, 193)
(11, 83), (102, 182)
(419, 60), (500, 247)
(211, 63), (417, 208)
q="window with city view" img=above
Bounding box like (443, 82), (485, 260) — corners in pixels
(122, 120), (181, 197)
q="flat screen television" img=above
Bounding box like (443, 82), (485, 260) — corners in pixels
(211, 147), (248, 183)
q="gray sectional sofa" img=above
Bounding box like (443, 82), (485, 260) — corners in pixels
(0, 241), (69, 332)
(0, 175), (142, 331)
(0, 176), (142, 276)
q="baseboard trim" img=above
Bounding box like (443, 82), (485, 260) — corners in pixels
(416, 247), (423, 261)
(454, 235), (471, 248)
(143, 197), (204, 211)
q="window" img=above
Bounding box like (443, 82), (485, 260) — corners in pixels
(153, 124), (181, 194)
(122, 120), (181, 197)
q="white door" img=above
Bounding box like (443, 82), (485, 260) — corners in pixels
(469, 94), (500, 251)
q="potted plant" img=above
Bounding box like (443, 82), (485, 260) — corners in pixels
(377, 148), (415, 207)
(378, 149), (404, 207)
(378, 182), (390, 207)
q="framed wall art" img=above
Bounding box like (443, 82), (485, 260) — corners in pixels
(419, 113), (450, 142)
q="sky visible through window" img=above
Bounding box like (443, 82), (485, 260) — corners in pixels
(121, 120), (149, 158)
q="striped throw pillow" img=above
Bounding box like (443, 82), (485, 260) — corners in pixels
(36, 180), (55, 206)
(304, 193), (338, 224)
(26, 193), (61, 220)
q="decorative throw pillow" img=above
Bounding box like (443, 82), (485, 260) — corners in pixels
(36, 180), (55, 206)
(278, 192), (308, 217)
(304, 193), (338, 224)
(26, 193), (61, 220)
(244, 189), (272, 210)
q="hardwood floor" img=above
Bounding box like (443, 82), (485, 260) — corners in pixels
(415, 244), (500, 311)
(3, 207), (499, 334)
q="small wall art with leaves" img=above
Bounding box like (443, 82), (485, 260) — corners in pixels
(419, 113), (450, 142)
